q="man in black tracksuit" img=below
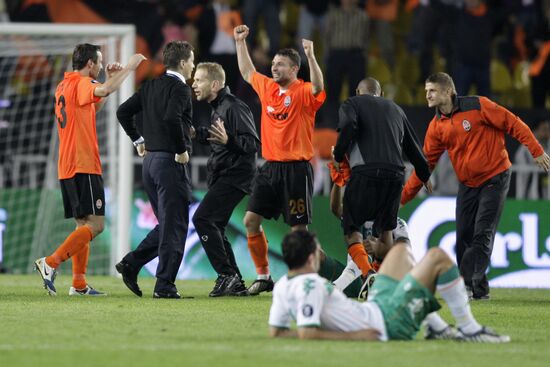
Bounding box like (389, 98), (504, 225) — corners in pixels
(192, 62), (260, 297)
(332, 77), (431, 282)
(115, 41), (195, 299)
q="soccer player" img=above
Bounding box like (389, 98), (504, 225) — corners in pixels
(269, 230), (510, 342)
(234, 24), (326, 295)
(191, 62), (260, 297)
(402, 72), (550, 300)
(34, 44), (145, 296)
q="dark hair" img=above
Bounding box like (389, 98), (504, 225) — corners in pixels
(425, 72), (456, 95)
(72, 43), (100, 70)
(163, 41), (194, 70)
(275, 48), (301, 68)
(282, 230), (318, 270)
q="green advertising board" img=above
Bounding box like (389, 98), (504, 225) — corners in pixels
(1, 190), (549, 288)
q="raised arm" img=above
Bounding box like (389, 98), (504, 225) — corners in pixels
(234, 25), (256, 84)
(302, 39), (324, 96)
(94, 54), (146, 97)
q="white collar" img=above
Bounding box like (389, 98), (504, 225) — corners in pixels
(166, 70), (186, 83)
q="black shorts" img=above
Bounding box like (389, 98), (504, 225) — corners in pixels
(247, 161), (313, 226)
(60, 173), (105, 219)
(342, 167), (404, 236)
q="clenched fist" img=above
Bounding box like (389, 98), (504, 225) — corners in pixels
(302, 39), (315, 59)
(234, 25), (249, 41)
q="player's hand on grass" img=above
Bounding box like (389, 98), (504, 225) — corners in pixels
(351, 329), (381, 341)
(207, 118), (228, 145)
(175, 151), (189, 164)
(535, 152), (550, 172)
(127, 54), (147, 71)
(234, 25), (249, 41)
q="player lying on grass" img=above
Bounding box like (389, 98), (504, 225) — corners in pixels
(269, 230), (510, 342)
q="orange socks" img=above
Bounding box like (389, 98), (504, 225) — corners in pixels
(46, 226), (93, 269)
(247, 232), (269, 275)
(71, 242), (90, 290)
(348, 242), (373, 276)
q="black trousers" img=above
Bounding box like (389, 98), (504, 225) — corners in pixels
(123, 152), (191, 293)
(192, 180), (245, 277)
(456, 170), (510, 297)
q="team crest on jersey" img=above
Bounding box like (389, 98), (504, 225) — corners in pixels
(302, 304), (313, 317)
(462, 119), (471, 132)
(95, 199), (103, 209)
(284, 95), (291, 107)
(201, 235), (209, 242)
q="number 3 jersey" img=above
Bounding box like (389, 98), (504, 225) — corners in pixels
(55, 72), (102, 179)
(269, 273), (388, 341)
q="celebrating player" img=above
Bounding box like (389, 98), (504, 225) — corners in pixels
(34, 44), (145, 296)
(234, 24), (326, 295)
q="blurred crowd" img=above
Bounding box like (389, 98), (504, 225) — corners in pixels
(3, 0), (550, 117)
(1, 0), (550, 197)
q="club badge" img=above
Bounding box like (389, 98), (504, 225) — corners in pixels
(302, 304), (313, 317)
(284, 95), (291, 107)
(96, 199), (103, 209)
(462, 119), (471, 132)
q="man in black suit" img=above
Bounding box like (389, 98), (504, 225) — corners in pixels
(191, 62), (260, 297)
(115, 41), (195, 299)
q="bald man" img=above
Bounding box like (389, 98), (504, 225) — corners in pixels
(332, 78), (431, 297)
(356, 77), (382, 97)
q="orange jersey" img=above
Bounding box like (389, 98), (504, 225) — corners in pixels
(251, 72), (326, 161)
(402, 96), (544, 204)
(54, 72), (102, 179)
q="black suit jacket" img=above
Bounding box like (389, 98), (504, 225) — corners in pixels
(117, 73), (193, 154)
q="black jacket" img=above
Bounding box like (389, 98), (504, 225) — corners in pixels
(117, 73), (193, 154)
(333, 95), (430, 182)
(196, 87), (260, 192)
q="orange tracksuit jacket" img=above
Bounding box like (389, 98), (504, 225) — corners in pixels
(401, 96), (544, 204)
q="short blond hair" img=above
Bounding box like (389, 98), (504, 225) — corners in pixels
(196, 62), (225, 86)
(426, 72), (457, 96)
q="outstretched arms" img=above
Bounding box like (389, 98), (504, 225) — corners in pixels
(94, 54), (146, 97)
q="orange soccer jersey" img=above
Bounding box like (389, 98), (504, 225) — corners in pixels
(251, 72), (326, 161)
(54, 71), (102, 179)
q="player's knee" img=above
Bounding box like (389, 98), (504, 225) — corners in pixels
(86, 218), (104, 237)
(426, 247), (451, 265)
(243, 213), (260, 232)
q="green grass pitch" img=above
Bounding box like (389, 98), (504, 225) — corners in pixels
(1, 275), (549, 367)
